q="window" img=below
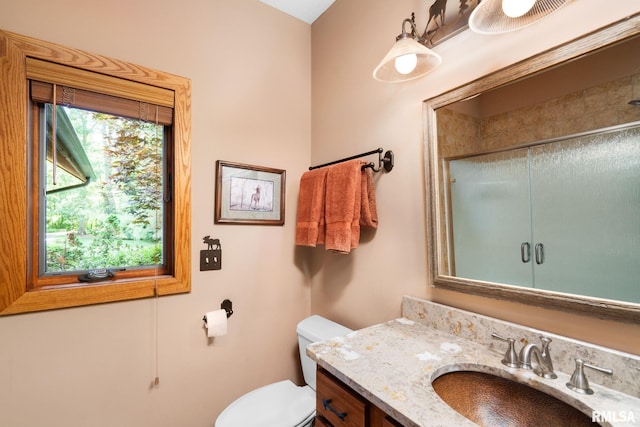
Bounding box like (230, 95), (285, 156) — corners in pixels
(36, 106), (166, 278)
(28, 59), (174, 287)
(0, 30), (191, 314)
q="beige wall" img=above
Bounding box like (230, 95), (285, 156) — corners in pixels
(0, 1), (311, 426)
(1, 1), (639, 426)
(310, 0), (640, 353)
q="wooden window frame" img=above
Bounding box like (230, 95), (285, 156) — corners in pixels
(0, 29), (191, 314)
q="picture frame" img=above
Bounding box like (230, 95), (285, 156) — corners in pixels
(215, 161), (286, 225)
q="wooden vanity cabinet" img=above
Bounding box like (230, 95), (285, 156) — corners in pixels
(315, 368), (403, 427)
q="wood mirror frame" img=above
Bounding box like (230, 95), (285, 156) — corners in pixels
(423, 14), (640, 323)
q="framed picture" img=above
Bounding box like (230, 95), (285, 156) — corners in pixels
(215, 161), (286, 225)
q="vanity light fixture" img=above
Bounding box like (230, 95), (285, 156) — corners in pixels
(469, 0), (571, 34)
(373, 13), (441, 83)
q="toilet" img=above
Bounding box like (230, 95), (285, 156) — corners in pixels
(215, 315), (352, 427)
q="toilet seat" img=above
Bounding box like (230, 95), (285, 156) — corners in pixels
(215, 380), (316, 427)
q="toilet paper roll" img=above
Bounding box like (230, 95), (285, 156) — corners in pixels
(204, 309), (228, 337)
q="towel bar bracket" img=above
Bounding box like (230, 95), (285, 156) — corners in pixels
(362, 150), (393, 173)
(380, 150), (394, 172)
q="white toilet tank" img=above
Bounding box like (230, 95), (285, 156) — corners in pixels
(296, 315), (352, 391)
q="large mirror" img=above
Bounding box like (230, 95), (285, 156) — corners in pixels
(424, 14), (640, 322)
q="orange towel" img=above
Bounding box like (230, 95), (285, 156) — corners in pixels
(296, 160), (379, 253)
(295, 168), (328, 246)
(360, 167), (378, 229)
(324, 160), (364, 253)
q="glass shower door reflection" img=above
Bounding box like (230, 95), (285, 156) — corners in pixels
(448, 149), (533, 287)
(530, 126), (640, 302)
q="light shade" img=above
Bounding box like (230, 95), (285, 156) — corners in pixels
(469, 0), (571, 34)
(373, 36), (442, 83)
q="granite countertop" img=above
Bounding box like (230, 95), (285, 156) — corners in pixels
(307, 316), (640, 427)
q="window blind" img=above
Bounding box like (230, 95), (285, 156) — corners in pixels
(27, 57), (173, 125)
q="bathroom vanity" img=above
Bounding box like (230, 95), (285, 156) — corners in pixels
(307, 297), (640, 426)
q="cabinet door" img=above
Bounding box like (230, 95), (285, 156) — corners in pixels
(316, 369), (366, 427)
(449, 148), (533, 286)
(530, 126), (640, 302)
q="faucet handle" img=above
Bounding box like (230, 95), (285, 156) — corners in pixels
(538, 336), (554, 365)
(539, 335), (552, 349)
(491, 332), (519, 368)
(534, 336), (557, 379)
(566, 358), (613, 395)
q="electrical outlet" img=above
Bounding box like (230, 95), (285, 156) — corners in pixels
(200, 249), (221, 271)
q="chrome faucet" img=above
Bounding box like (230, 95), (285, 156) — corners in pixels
(519, 336), (557, 379)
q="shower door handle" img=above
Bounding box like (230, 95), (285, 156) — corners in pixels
(535, 243), (545, 265)
(521, 242), (531, 263)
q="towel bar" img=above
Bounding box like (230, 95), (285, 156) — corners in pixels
(309, 148), (394, 173)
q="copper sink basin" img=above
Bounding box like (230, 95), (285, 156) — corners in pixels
(432, 370), (595, 427)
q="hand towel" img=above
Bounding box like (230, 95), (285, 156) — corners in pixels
(295, 168), (328, 247)
(324, 160), (363, 253)
(360, 167), (378, 229)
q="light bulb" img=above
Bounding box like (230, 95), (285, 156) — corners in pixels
(395, 53), (417, 75)
(502, 0), (536, 17)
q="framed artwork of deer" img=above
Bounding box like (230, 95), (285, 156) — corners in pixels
(215, 161), (286, 225)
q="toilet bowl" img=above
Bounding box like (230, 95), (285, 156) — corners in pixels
(215, 380), (315, 427)
(214, 315), (352, 427)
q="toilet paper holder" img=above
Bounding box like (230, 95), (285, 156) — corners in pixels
(202, 299), (233, 325)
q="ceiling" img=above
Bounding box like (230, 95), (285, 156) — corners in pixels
(259, 0), (335, 24)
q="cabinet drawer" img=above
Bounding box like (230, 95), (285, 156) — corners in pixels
(316, 368), (366, 427)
